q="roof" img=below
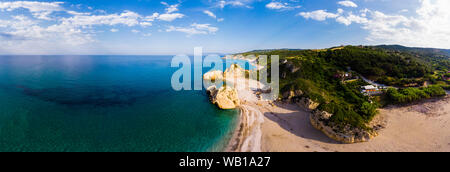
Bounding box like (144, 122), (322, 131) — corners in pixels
(362, 85), (377, 90)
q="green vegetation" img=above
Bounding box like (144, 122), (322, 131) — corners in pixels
(386, 86), (446, 104)
(239, 45), (450, 131)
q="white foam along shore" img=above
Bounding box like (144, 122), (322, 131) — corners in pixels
(221, 55), (276, 152)
(222, 74), (266, 152)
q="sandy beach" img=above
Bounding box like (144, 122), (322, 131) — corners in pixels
(227, 76), (450, 152)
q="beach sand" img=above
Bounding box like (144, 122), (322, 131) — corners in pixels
(227, 76), (450, 152)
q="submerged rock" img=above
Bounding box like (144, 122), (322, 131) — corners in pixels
(207, 85), (240, 109)
(310, 110), (378, 144)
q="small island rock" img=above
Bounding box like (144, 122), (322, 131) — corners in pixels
(207, 85), (240, 109)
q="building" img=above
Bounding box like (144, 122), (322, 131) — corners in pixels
(335, 71), (359, 83)
(361, 85), (383, 96)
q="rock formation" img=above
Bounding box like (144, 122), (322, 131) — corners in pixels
(281, 90), (319, 111)
(224, 63), (245, 79)
(296, 97), (320, 111)
(203, 70), (223, 81)
(309, 110), (378, 144)
(207, 85), (240, 109)
(282, 90), (303, 102)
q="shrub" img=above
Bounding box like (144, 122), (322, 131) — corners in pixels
(387, 85), (446, 104)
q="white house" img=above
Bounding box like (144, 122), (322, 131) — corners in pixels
(361, 85), (382, 96)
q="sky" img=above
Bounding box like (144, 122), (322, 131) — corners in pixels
(0, 0), (449, 55)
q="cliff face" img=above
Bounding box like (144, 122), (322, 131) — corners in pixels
(204, 64), (247, 110)
(309, 110), (378, 144)
(281, 90), (319, 111)
(207, 85), (240, 109)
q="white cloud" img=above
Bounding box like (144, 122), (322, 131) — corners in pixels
(298, 10), (339, 21)
(166, 23), (218, 36)
(144, 13), (160, 21)
(0, 2), (172, 54)
(192, 23), (219, 33)
(67, 10), (91, 16)
(300, 0), (450, 49)
(156, 2), (184, 22)
(0, 1), (65, 20)
(204, 10), (224, 22)
(217, 0), (251, 9)
(61, 10), (142, 27)
(140, 22), (152, 27)
(158, 13), (184, 21)
(336, 12), (368, 26)
(0, 14), (95, 54)
(204, 10), (217, 19)
(161, 1), (180, 13)
(266, 2), (300, 10)
(166, 26), (205, 36)
(131, 29), (140, 33)
(361, 0), (450, 49)
(337, 1), (358, 8)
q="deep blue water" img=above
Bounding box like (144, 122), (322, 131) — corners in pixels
(0, 55), (252, 152)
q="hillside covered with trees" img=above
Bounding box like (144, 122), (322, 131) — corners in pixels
(238, 45), (449, 131)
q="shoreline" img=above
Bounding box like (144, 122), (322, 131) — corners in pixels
(220, 56), (450, 152)
(220, 57), (269, 152)
(225, 102), (264, 152)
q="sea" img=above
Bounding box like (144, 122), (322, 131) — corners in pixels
(0, 55), (253, 152)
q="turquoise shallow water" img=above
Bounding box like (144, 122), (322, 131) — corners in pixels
(0, 55), (252, 152)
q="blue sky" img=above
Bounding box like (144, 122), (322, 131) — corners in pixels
(0, 0), (449, 55)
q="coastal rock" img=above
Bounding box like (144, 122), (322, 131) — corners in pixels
(294, 90), (304, 97)
(309, 110), (378, 144)
(207, 85), (240, 109)
(224, 64), (245, 79)
(282, 91), (295, 100)
(203, 70), (223, 81)
(314, 110), (333, 120)
(296, 97), (319, 111)
(282, 90), (303, 101)
(207, 85), (219, 98)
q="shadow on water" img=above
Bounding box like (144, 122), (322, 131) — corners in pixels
(11, 84), (171, 107)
